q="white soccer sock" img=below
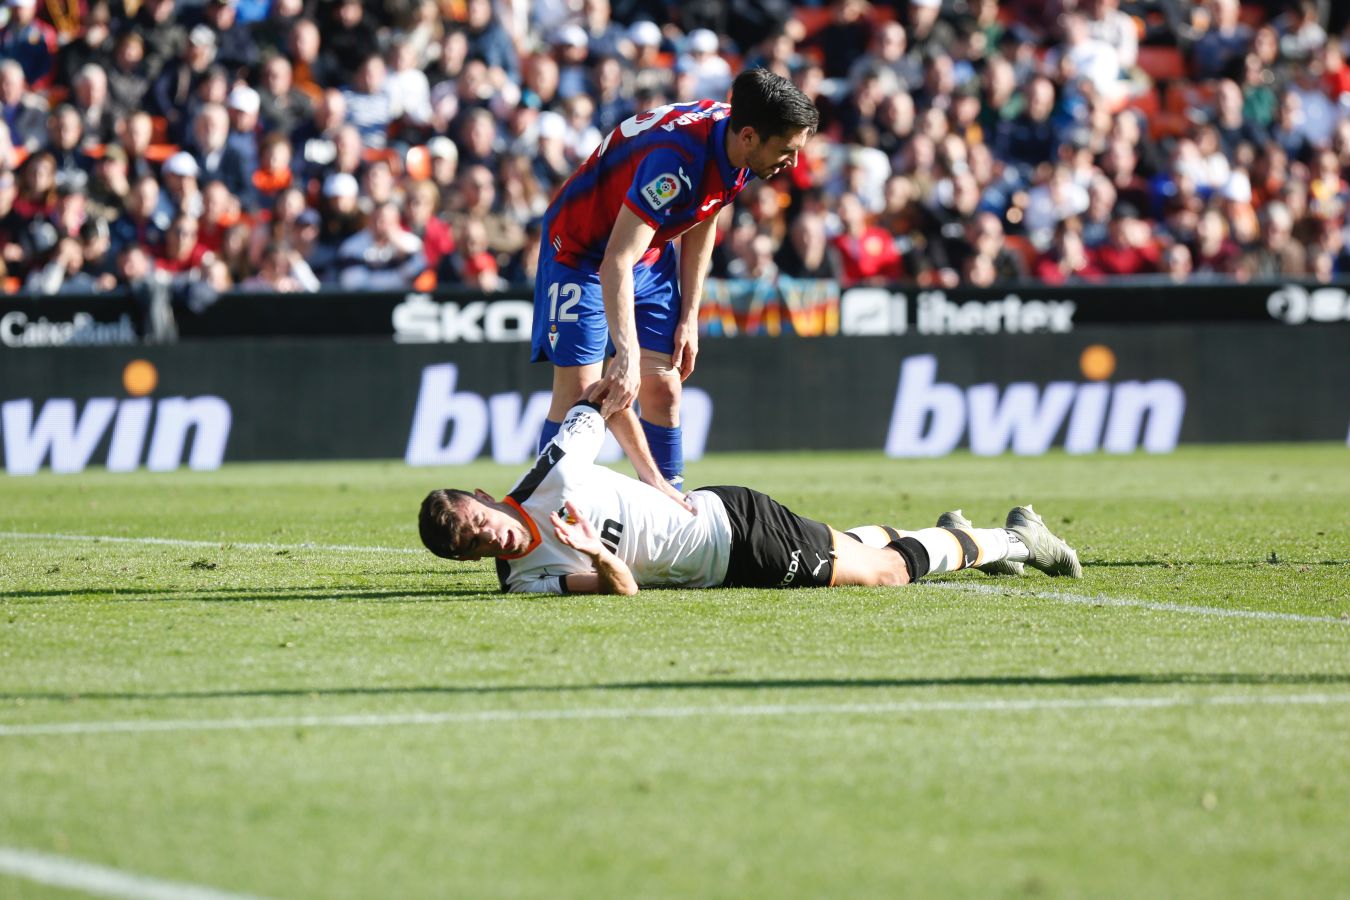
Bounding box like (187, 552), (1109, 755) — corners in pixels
(846, 524), (1027, 570)
(844, 525), (897, 548)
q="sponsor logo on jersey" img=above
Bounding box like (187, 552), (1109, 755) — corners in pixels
(642, 173), (681, 210)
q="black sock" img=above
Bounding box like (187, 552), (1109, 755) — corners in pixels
(886, 537), (931, 581)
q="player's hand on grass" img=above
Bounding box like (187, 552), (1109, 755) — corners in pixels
(550, 502), (606, 557)
(672, 322), (699, 382)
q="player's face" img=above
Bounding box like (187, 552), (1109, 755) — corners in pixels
(455, 495), (530, 560)
(746, 127), (813, 180)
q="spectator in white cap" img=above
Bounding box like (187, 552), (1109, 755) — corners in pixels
(427, 136), (459, 202)
(311, 171), (364, 283)
(553, 23), (591, 99)
(161, 150), (204, 219)
(225, 83), (261, 172)
(532, 109), (571, 187)
(677, 29), (731, 100)
(627, 21), (674, 98)
(150, 24), (218, 144)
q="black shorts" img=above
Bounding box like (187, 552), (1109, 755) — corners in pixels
(700, 486), (836, 589)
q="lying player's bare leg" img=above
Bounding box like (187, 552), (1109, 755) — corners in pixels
(843, 507), (1081, 579)
(829, 529), (913, 586)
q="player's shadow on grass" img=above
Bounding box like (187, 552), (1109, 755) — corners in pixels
(7, 672), (1350, 703)
(2, 587), (498, 602)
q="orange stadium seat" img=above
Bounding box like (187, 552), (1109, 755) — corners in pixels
(1002, 234), (1038, 272)
(144, 143), (177, 163)
(1238, 4), (1267, 27)
(1137, 45), (1188, 82)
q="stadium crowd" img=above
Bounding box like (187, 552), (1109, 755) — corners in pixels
(1, 0), (1349, 298)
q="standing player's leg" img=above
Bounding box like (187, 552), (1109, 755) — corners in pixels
(632, 245), (685, 487)
(532, 241), (607, 452)
(637, 355), (683, 489)
(542, 363), (603, 451)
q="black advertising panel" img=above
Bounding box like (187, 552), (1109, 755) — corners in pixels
(4, 281), (1348, 347)
(1, 325), (1346, 475)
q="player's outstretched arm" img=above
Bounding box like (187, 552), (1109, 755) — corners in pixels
(596, 206), (658, 418)
(583, 383), (695, 513)
(550, 501), (639, 595)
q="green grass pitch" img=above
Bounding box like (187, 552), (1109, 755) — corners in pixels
(2, 445), (1348, 899)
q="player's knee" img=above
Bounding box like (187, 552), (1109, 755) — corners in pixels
(873, 560), (912, 587)
(639, 376), (680, 418)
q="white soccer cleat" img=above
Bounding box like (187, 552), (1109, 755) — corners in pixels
(936, 509), (1025, 577)
(1004, 505), (1082, 578)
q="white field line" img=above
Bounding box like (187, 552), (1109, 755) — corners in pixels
(2, 693), (1349, 738)
(931, 580), (1350, 625)
(0, 846), (269, 900)
(0, 530), (420, 555)
(4, 530), (1345, 625)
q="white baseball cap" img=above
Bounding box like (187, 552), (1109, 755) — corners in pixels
(427, 136), (457, 160)
(627, 21), (661, 48)
(554, 24), (588, 48)
(537, 111), (567, 141)
(163, 151), (200, 177)
(322, 172), (359, 198)
(687, 29), (719, 54)
(227, 85), (260, 114)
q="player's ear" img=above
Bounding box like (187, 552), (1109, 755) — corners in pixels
(473, 488), (496, 503)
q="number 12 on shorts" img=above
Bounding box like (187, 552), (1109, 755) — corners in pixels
(548, 283), (581, 322)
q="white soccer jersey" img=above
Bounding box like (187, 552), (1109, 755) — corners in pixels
(495, 404), (733, 594)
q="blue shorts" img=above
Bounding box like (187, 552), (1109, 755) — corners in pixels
(529, 239), (681, 367)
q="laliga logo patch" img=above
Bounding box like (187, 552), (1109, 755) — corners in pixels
(642, 173), (681, 210)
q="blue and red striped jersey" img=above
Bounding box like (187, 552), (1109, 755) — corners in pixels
(544, 100), (753, 270)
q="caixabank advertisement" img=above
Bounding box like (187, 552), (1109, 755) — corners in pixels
(1, 324), (1346, 475)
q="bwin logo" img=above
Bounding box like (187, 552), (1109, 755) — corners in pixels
(885, 353), (1185, 457)
(2, 361), (231, 475)
(405, 363), (713, 466)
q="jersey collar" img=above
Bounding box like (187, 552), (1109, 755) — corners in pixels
(501, 497), (542, 559)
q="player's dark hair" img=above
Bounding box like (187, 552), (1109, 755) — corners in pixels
(728, 68), (819, 140)
(419, 488), (476, 559)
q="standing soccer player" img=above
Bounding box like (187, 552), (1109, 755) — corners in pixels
(532, 68), (819, 500)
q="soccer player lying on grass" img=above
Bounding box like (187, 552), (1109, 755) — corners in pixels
(418, 397), (1082, 595)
